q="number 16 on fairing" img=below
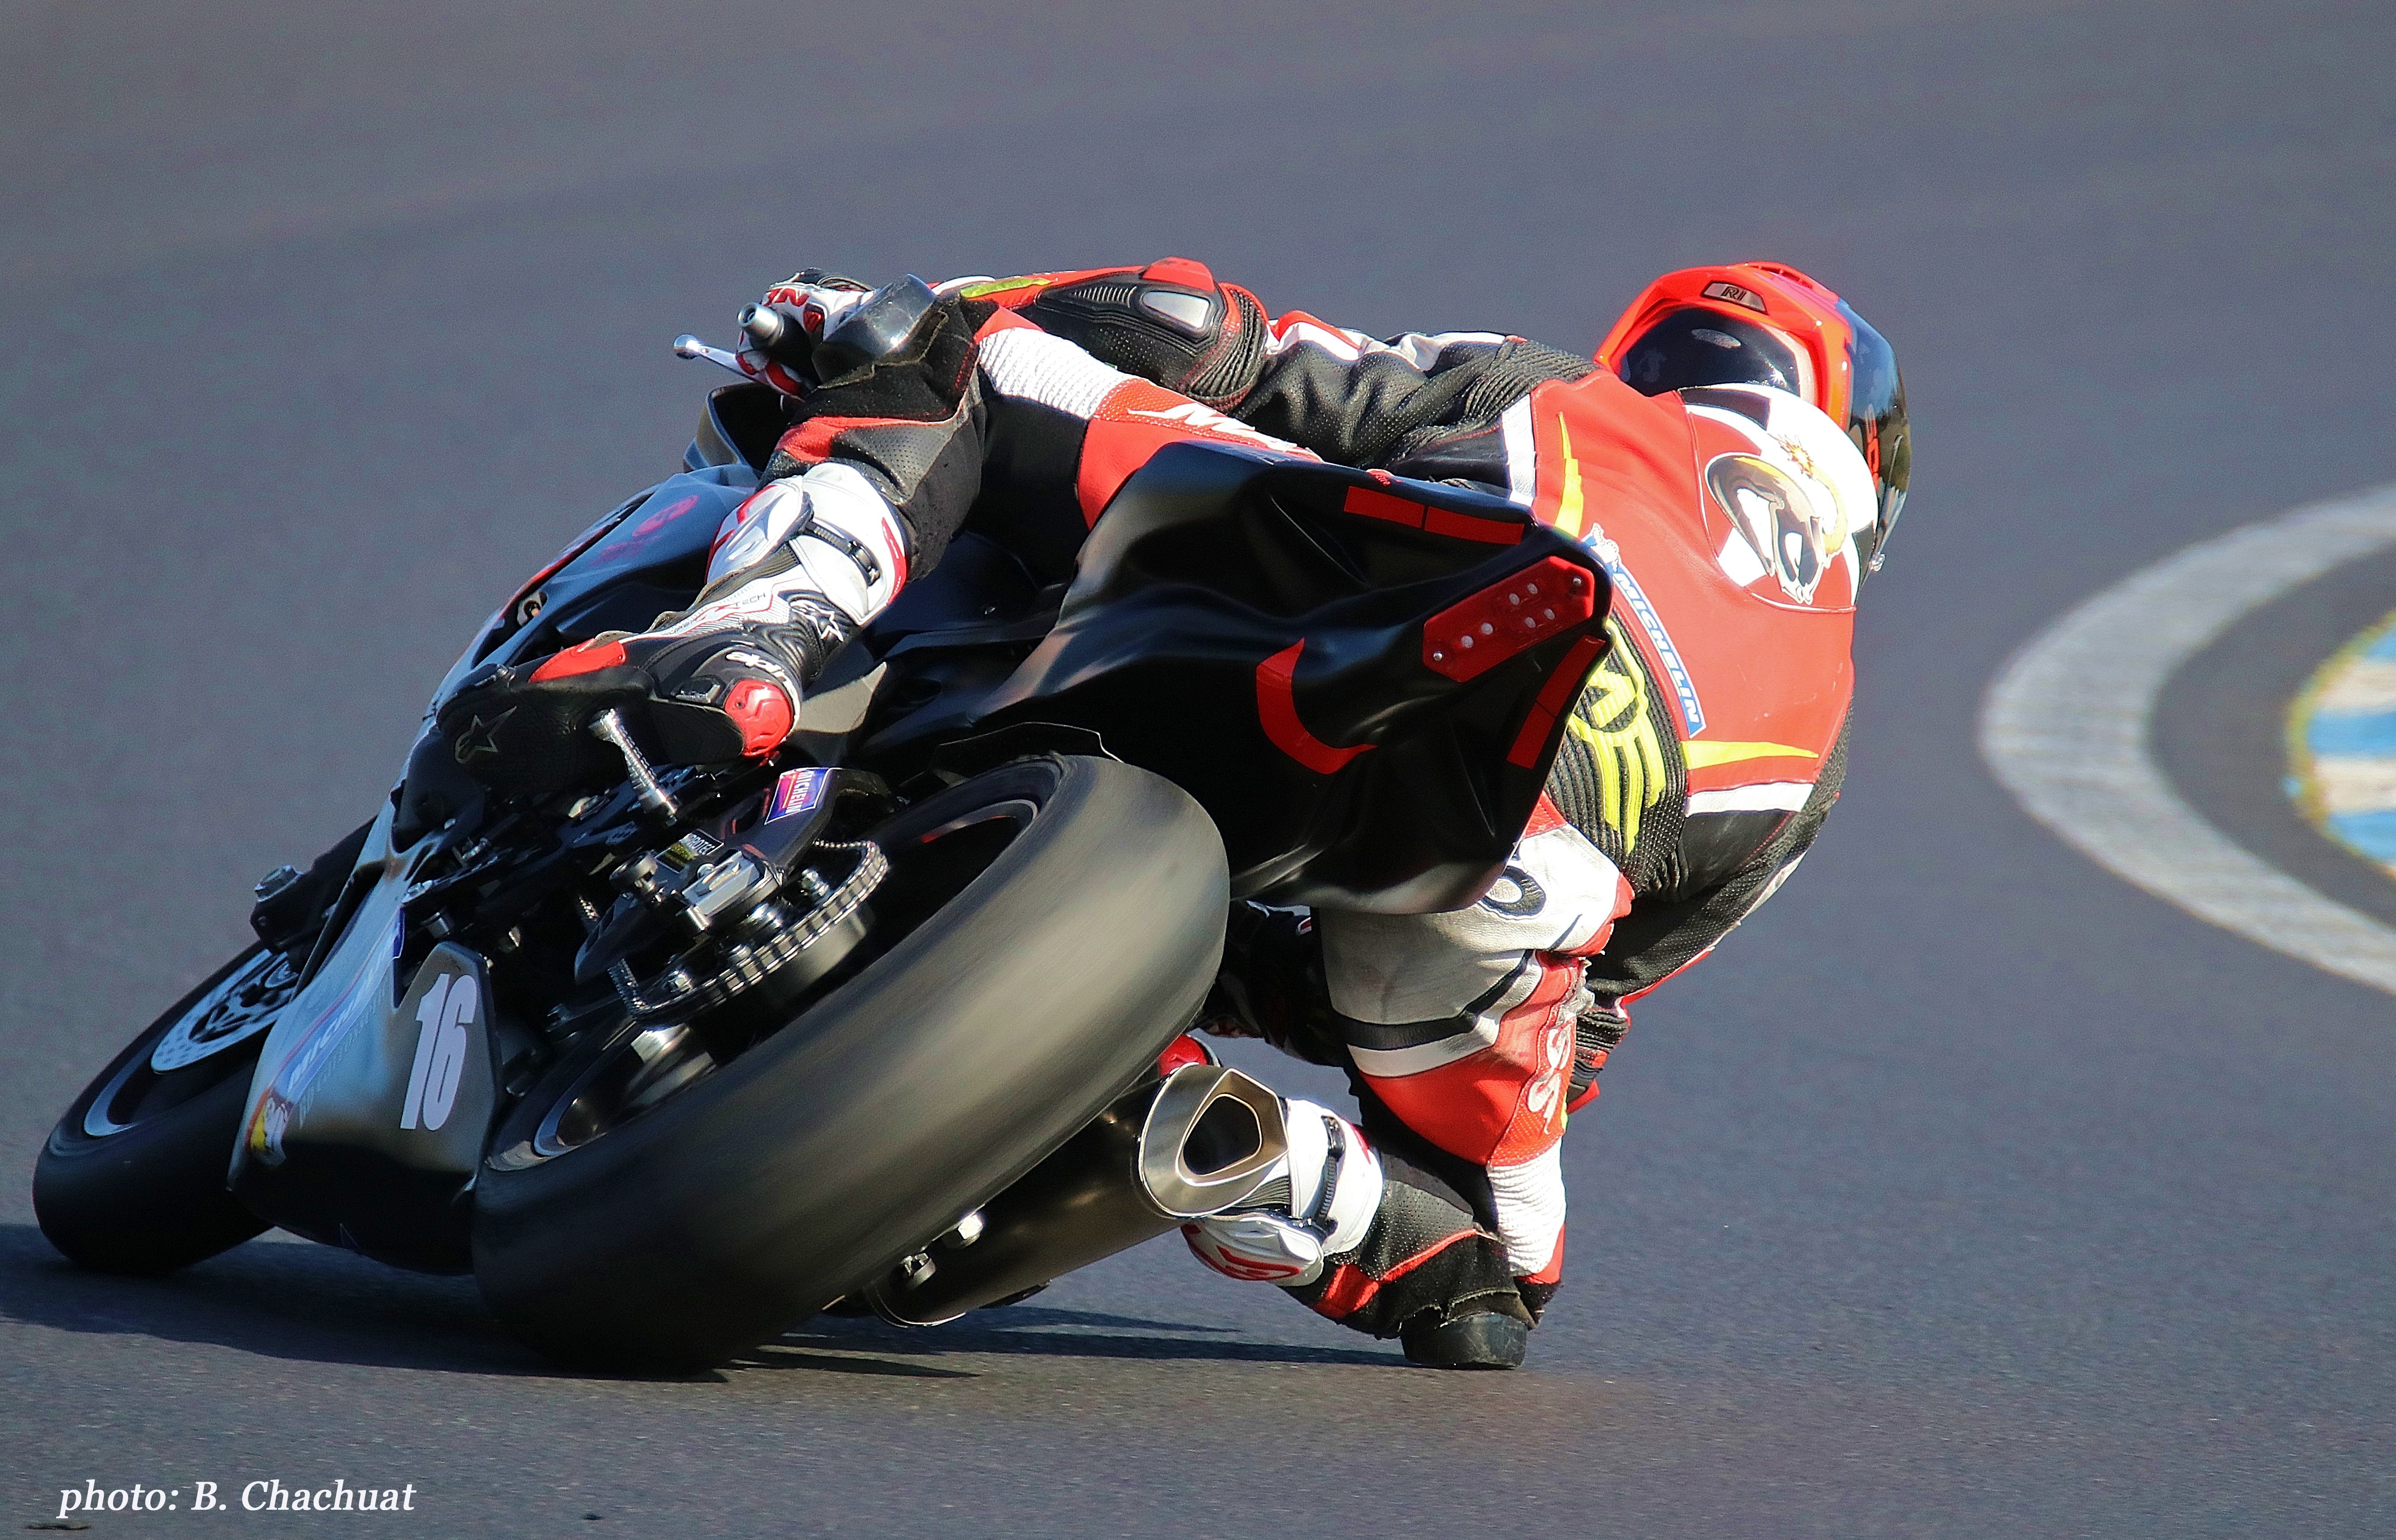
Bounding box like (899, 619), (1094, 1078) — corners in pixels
(401, 974), (477, 1131)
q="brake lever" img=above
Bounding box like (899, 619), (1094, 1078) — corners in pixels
(672, 334), (749, 377)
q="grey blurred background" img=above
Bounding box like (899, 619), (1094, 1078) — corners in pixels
(4, 3), (2394, 1534)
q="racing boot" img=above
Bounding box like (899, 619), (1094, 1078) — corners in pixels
(435, 618), (822, 798)
(442, 267), (998, 799)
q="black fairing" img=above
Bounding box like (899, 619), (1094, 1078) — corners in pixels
(399, 465), (755, 842)
(846, 444), (1609, 912)
(686, 381), (793, 474)
(241, 1145), (475, 1273)
(482, 468), (752, 669)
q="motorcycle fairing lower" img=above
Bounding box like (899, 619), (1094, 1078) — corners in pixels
(229, 806), (501, 1272)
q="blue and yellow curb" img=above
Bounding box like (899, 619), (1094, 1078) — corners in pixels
(2288, 609), (2396, 870)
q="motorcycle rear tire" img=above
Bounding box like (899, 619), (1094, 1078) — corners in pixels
(34, 945), (287, 1274)
(470, 754), (1227, 1372)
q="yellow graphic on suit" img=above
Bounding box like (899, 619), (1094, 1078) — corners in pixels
(955, 275), (1049, 300)
(1566, 618), (1667, 851)
(1680, 740), (1819, 770)
(1553, 417), (1586, 539)
(1548, 407), (1819, 847)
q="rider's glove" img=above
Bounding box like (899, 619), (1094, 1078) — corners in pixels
(737, 269), (981, 417)
(1566, 997), (1629, 1112)
(435, 624), (807, 798)
(733, 270), (871, 396)
(736, 269), (989, 577)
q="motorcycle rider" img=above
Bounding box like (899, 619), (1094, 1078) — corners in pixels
(437, 256), (1908, 1369)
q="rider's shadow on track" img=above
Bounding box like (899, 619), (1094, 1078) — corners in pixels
(753, 1306), (1395, 1376)
(0, 1225), (525, 1377)
(0, 1226), (1392, 1378)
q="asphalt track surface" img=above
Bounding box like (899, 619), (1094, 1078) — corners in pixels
(5, 3), (2394, 1534)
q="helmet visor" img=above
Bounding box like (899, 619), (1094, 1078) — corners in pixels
(1617, 307), (1810, 402)
(1840, 302), (1909, 570)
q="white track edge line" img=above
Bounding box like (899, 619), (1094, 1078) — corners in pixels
(1978, 482), (2396, 996)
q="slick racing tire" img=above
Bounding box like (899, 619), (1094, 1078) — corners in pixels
(34, 945), (298, 1273)
(471, 755), (1228, 1372)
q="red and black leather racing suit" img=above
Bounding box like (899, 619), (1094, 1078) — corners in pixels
(696, 259), (1860, 1341)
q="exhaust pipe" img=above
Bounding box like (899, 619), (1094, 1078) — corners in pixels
(865, 1063), (1287, 1326)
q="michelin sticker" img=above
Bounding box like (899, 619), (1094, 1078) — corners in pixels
(766, 767), (832, 822)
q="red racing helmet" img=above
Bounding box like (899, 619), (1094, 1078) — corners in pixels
(1597, 262), (1910, 574)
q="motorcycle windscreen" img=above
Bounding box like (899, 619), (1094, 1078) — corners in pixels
(861, 444), (1611, 913)
(425, 464), (757, 712)
(401, 466), (758, 843)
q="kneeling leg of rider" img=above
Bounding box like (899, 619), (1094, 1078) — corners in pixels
(1186, 798), (1631, 1364)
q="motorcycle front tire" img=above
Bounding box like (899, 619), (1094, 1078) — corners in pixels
(34, 945), (291, 1274)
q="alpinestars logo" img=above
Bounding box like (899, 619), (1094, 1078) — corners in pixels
(451, 708), (516, 762)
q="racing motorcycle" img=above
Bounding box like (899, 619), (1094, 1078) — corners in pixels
(33, 339), (1609, 1372)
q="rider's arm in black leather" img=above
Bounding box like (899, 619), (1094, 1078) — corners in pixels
(988, 259), (1595, 493)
